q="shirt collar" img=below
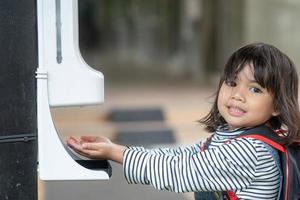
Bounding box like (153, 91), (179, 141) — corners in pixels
(215, 124), (247, 137)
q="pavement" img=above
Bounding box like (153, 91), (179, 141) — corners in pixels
(39, 84), (214, 200)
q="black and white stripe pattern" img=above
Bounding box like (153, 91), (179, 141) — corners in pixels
(123, 128), (280, 200)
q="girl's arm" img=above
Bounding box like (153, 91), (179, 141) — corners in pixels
(67, 136), (277, 194)
(67, 136), (205, 163)
(123, 138), (266, 193)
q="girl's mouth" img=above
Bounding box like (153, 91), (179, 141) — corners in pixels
(227, 105), (245, 117)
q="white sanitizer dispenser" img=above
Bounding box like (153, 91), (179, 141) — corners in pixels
(36, 0), (111, 180)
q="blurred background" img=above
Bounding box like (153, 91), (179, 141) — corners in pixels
(41, 0), (300, 200)
(78, 0), (300, 85)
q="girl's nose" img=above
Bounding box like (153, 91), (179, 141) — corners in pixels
(230, 86), (245, 102)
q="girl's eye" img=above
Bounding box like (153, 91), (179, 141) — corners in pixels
(249, 87), (262, 93)
(225, 80), (236, 87)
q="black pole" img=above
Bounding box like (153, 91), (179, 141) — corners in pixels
(0, 0), (38, 200)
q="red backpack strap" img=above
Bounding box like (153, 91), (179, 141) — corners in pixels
(236, 125), (286, 152)
(226, 191), (238, 200)
(237, 134), (285, 152)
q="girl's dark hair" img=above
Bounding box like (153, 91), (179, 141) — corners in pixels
(200, 42), (300, 143)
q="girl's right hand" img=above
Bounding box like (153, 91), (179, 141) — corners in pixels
(66, 136), (126, 164)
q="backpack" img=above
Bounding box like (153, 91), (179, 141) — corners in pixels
(195, 125), (300, 200)
(238, 126), (300, 200)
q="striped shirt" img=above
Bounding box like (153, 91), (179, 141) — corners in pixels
(123, 127), (281, 200)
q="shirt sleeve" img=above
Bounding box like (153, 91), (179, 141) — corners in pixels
(123, 138), (259, 193)
(127, 141), (203, 156)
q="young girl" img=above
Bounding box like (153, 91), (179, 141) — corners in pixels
(67, 43), (300, 200)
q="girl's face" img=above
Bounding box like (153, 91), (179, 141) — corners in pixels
(217, 64), (278, 130)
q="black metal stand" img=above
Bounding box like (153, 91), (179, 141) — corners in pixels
(0, 0), (38, 199)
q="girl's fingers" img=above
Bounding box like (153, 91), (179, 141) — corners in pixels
(81, 136), (99, 142)
(81, 136), (111, 144)
(79, 149), (102, 159)
(67, 136), (79, 144)
(67, 137), (80, 147)
(67, 141), (95, 157)
(66, 136), (109, 159)
(73, 149), (96, 158)
(82, 142), (103, 151)
(71, 146), (103, 159)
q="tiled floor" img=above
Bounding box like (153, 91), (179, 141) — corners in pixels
(40, 85), (214, 200)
